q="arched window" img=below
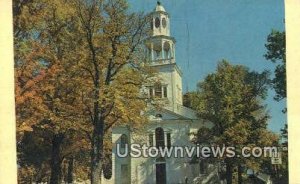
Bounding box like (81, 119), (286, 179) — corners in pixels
(155, 50), (161, 58)
(163, 42), (171, 59)
(166, 133), (171, 148)
(120, 134), (128, 149)
(155, 127), (165, 148)
(162, 18), (167, 28)
(155, 17), (160, 28)
(155, 114), (163, 118)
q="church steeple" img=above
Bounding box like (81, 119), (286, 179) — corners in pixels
(144, 2), (183, 106)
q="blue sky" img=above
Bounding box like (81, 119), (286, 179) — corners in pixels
(128, 0), (286, 133)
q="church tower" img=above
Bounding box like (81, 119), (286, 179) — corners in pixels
(145, 1), (183, 108)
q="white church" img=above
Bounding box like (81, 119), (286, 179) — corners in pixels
(103, 2), (217, 184)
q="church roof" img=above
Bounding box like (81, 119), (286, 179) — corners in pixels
(148, 103), (200, 120)
(164, 103), (199, 120)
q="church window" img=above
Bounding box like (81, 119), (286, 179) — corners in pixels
(166, 133), (171, 148)
(149, 87), (154, 98)
(149, 134), (154, 146)
(155, 114), (162, 118)
(148, 84), (167, 98)
(155, 50), (161, 59)
(155, 127), (165, 148)
(165, 50), (170, 59)
(155, 84), (162, 97)
(162, 18), (167, 28)
(163, 86), (168, 98)
(163, 42), (171, 59)
(155, 17), (160, 28)
(120, 134), (128, 149)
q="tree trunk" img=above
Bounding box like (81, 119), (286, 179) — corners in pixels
(225, 160), (232, 184)
(91, 117), (105, 184)
(50, 133), (65, 184)
(67, 157), (74, 183)
(238, 164), (242, 184)
(34, 165), (43, 183)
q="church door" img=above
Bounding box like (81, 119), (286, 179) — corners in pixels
(156, 163), (166, 184)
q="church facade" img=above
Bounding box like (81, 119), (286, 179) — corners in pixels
(103, 2), (215, 184)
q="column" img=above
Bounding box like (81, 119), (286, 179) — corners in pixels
(170, 43), (173, 59)
(161, 40), (165, 60)
(151, 43), (154, 61)
(153, 132), (156, 147)
(164, 131), (168, 148)
(172, 44), (176, 62)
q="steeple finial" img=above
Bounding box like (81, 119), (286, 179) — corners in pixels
(154, 1), (166, 13)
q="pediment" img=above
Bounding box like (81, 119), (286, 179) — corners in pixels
(148, 106), (198, 121)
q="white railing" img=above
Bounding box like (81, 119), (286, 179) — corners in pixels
(150, 58), (175, 66)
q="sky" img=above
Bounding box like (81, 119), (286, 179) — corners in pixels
(128, 0), (286, 134)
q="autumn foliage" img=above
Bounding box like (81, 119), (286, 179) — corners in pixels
(14, 0), (151, 183)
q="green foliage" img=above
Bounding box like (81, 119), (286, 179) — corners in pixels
(192, 61), (271, 137)
(264, 30), (286, 101)
(192, 127), (213, 146)
(188, 60), (279, 183)
(183, 91), (198, 109)
(18, 130), (51, 183)
(264, 30), (288, 183)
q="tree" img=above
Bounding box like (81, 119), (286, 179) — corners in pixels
(18, 123), (90, 183)
(14, 0), (91, 183)
(183, 91), (197, 109)
(71, 0), (151, 183)
(264, 30), (286, 102)
(17, 128), (52, 183)
(278, 123), (288, 184)
(189, 60), (278, 184)
(14, 0), (50, 137)
(14, 0), (153, 183)
(265, 30), (288, 183)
